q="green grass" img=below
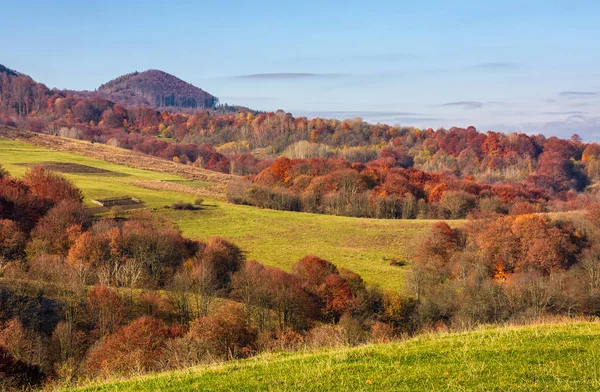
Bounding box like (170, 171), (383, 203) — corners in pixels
(71, 321), (600, 391)
(165, 207), (447, 291)
(0, 138), (460, 291)
(0, 139), (199, 208)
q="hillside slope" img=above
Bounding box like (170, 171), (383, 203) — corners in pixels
(72, 321), (600, 391)
(0, 126), (234, 199)
(93, 69), (218, 110)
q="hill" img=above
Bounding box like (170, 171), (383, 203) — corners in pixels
(0, 134), (451, 291)
(90, 69), (219, 111)
(0, 64), (251, 116)
(72, 321), (600, 391)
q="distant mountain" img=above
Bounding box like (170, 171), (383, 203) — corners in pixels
(0, 65), (252, 117)
(80, 70), (219, 111)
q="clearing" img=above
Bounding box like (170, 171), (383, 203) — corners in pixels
(0, 137), (461, 291)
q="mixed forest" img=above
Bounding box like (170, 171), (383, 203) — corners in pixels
(2, 64), (600, 390)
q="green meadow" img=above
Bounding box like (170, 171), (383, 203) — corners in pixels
(71, 321), (600, 392)
(0, 138), (460, 291)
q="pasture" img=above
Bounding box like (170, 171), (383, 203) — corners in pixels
(0, 138), (459, 291)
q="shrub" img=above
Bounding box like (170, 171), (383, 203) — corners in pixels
(23, 166), (83, 205)
(170, 201), (198, 210)
(186, 303), (257, 360)
(86, 316), (181, 377)
(371, 321), (395, 343)
(306, 324), (346, 348)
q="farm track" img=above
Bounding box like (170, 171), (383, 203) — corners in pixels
(0, 126), (236, 200)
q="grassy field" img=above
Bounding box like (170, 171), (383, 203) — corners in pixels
(0, 138), (459, 291)
(165, 207), (441, 291)
(0, 139), (200, 208)
(70, 321), (600, 391)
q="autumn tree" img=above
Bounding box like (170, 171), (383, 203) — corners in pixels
(292, 256), (352, 321)
(86, 316), (181, 377)
(28, 201), (91, 257)
(86, 285), (125, 339)
(0, 219), (26, 260)
(23, 166), (83, 206)
(186, 303), (257, 360)
(197, 237), (245, 291)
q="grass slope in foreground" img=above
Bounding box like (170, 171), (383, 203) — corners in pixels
(73, 322), (600, 391)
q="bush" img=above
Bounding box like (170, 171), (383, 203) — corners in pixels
(371, 321), (395, 343)
(186, 303), (257, 360)
(306, 324), (346, 348)
(170, 201), (199, 210)
(86, 316), (181, 377)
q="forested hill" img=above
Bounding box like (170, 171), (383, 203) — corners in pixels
(0, 64), (254, 115)
(93, 69), (219, 111)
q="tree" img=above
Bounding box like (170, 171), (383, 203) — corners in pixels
(292, 256), (352, 321)
(28, 201), (91, 257)
(86, 316), (181, 376)
(198, 237), (244, 291)
(23, 166), (83, 205)
(86, 285), (124, 339)
(511, 215), (578, 273)
(0, 219), (26, 260)
(186, 303), (257, 360)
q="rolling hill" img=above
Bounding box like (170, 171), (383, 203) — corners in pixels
(71, 321), (600, 391)
(0, 134), (446, 291)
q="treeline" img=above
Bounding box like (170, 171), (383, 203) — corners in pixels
(226, 151), (588, 219)
(3, 67), (600, 218)
(2, 66), (599, 184)
(3, 164), (600, 389)
(410, 211), (600, 328)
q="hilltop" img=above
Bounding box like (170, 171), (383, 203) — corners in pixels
(92, 69), (219, 110)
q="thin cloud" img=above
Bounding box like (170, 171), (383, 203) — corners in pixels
(559, 91), (598, 98)
(291, 110), (438, 124)
(488, 115), (600, 141)
(235, 73), (345, 80)
(542, 111), (588, 115)
(441, 101), (484, 110)
(298, 110), (424, 117)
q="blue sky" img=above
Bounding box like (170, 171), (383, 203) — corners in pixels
(2, 0), (599, 139)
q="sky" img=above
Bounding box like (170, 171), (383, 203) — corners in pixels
(1, 0), (599, 139)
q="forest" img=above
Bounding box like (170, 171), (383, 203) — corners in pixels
(3, 65), (600, 390)
(2, 164), (600, 390)
(2, 66), (599, 221)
